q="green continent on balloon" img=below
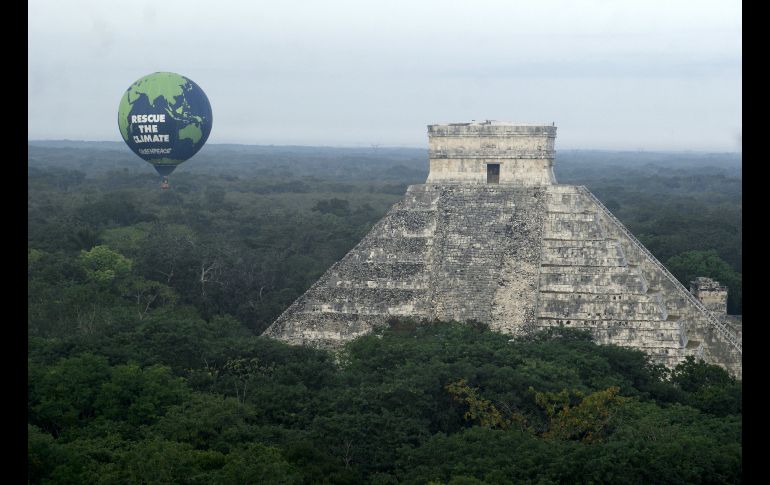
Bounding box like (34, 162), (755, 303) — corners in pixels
(118, 94), (132, 140)
(118, 71), (212, 175)
(118, 72), (190, 140)
(127, 72), (187, 110)
(178, 124), (203, 144)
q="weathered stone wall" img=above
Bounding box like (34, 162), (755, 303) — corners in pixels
(426, 186), (545, 325)
(264, 184), (547, 346)
(262, 186), (437, 347)
(427, 122), (556, 185)
(489, 190), (545, 335)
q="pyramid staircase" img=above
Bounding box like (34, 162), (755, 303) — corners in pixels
(533, 185), (740, 374)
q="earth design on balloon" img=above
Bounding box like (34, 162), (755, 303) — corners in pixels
(118, 72), (212, 176)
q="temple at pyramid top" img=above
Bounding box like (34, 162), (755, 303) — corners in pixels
(427, 121), (557, 186)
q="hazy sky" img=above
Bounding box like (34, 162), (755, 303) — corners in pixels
(28, 0), (741, 151)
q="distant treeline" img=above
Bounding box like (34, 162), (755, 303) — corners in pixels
(29, 141), (741, 179)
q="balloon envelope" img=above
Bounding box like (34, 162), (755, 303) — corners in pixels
(118, 72), (212, 176)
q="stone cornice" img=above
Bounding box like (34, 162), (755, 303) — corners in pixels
(428, 124), (557, 137)
(429, 150), (555, 159)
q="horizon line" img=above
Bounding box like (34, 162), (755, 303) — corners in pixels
(27, 139), (742, 155)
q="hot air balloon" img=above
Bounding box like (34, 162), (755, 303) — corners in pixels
(118, 72), (212, 189)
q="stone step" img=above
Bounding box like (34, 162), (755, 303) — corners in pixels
(542, 239), (623, 249)
(536, 320), (684, 346)
(352, 236), (431, 263)
(301, 287), (428, 315)
(540, 239), (626, 266)
(276, 312), (389, 348)
(594, 335), (684, 347)
(538, 268), (647, 293)
(546, 185), (582, 194)
(545, 192), (591, 211)
(536, 316), (682, 330)
(538, 293), (667, 320)
(683, 339), (705, 359)
(329, 280), (429, 290)
(544, 223), (604, 240)
(328, 261), (429, 290)
(401, 187), (440, 208)
(545, 211), (597, 220)
(379, 209), (437, 236)
(331, 261), (427, 280)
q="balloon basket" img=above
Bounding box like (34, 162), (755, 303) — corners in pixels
(161, 177), (170, 190)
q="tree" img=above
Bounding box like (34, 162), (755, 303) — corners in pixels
(78, 245), (133, 290)
(98, 438), (225, 484)
(94, 363), (191, 431)
(669, 356), (741, 416)
(213, 443), (302, 484)
(28, 353), (111, 437)
(533, 386), (628, 443)
(28, 424), (58, 483)
(66, 226), (101, 251)
(221, 357), (274, 405)
(127, 278), (177, 320)
(445, 379), (523, 430)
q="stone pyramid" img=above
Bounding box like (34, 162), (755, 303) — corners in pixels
(263, 122), (742, 378)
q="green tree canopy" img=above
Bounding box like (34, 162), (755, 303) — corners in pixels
(78, 245), (133, 289)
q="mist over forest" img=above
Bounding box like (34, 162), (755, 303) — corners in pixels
(28, 140), (743, 178)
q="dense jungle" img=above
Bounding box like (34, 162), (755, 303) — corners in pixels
(28, 142), (742, 483)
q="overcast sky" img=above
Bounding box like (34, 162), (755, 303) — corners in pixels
(28, 0), (741, 151)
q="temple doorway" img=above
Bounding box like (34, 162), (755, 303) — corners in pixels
(487, 163), (500, 184)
